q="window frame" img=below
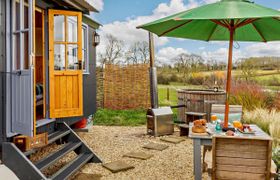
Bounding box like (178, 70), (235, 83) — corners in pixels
(12, 0), (30, 71)
(82, 23), (89, 74)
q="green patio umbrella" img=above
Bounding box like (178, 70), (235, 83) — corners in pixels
(137, 0), (280, 128)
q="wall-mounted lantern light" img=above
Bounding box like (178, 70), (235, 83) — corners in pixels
(93, 32), (100, 46)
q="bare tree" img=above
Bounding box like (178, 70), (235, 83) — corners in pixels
(188, 54), (204, 72)
(99, 34), (124, 66)
(125, 41), (149, 64)
(238, 58), (257, 81)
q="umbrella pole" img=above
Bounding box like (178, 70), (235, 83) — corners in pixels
(224, 26), (234, 129)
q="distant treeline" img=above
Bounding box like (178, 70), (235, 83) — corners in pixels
(158, 56), (280, 72)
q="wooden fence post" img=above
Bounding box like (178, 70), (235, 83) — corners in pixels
(167, 88), (170, 101)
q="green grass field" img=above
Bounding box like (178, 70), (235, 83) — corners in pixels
(93, 109), (146, 126)
(93, 85), (181, 126)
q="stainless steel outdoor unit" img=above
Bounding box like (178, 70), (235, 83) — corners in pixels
(146, 107), (174, 136)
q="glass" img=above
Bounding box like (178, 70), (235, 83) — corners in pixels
(82, 27), (87, 71)
(54, 44), (65, 70)
(54, 15), (65, 42)
(13, 33), (20, 70)
(67, 44), (78, 70)
(82, 49), (86, 70)
(24, 0), (29, 29)
(67, 16), (77, 42)
(14, 1), (20, 30)
(211, 115), (218, 124)
(23, 32), (29, 69)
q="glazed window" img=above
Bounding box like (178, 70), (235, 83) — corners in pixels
(82, 24), (89, 74)
(12, 0), (30, 70)
(53, 14), (82, 70)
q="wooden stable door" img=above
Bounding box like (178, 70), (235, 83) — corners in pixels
(49, 10), (83, 118)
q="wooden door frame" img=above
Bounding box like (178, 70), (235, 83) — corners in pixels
(48, 9), (83, 118)
(34, 7), (46, 123)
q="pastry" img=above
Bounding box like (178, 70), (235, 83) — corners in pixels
(193, 120), (203, 126)
(200, 119), (207, 126)
(192, 125), (206, 133)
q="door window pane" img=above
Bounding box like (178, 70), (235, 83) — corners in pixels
(54, 15), (65, 42)
(13, 33), (21, 70)
(24, 0), (29, 29)
(67, 16), (77, 42)
(23, 32), (29, 69)
(14, 1), (20, 30)
(67, 44), (78, 70)
(54, 44), (65, 70)
(82, 25), (89, 73)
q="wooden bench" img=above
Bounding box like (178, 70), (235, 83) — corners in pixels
(185, 112), (207, 123)
(178, 124), (189, 136)
(205, 136), (277, 180)
(177, 112), (206, 137)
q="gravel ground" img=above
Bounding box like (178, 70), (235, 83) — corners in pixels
(30, 126), (208, 179)
(74, 126), (208, 180)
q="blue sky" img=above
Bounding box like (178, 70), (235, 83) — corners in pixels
(92, 0), (280, 65)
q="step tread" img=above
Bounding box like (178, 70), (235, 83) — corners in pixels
(24, 149), (36, 156)
(52, 153), (93, 180)
(48, 130), (71, 144)
(35, 141), (82, 171)
(23, 130), (71, 156)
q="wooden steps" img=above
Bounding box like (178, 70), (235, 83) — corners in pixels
(2, 122), (102, 180)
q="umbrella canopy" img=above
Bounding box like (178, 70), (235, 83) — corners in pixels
(137, 0), (280, 128)
(138, 0), (280, 42)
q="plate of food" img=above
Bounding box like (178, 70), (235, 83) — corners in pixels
(237, 124), (256, 134)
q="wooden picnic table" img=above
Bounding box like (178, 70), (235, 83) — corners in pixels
(188, 123), (271, 180)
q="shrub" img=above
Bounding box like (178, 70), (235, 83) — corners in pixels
(229, 81), (268, 111)
(157, 74), (170, 85)
(188, 73), (205, 85)
(272, 148), (280, 171)
(273, 93), (280, 111)
(203, 71), (225, 88)
(266, 76), (280, 86)
(170, 73), (179, 82)
(243, 108), (280, 146)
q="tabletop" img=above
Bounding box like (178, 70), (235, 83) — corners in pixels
(188, 123), (272, 140)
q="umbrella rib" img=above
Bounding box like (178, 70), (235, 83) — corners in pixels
(207, 24), (218, 41)
(159, 20), (192, 37)
(222, 19), (230, 27)
(273, 17), (280, 22)
(211, 20), (229, 29)
(235, 18), (259, 28)
(251, 23), (267, 42)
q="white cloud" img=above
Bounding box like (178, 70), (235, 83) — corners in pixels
(98, 0), (200, 56)
(244, 42), (280, 57)
(88, 0), (104, 11)
(98, 0), (280, 66)
(153, 0), (197, 16)
(200, 42), (280, 63)
(156, 47), (189, 65)
(201, 47), (244, 62)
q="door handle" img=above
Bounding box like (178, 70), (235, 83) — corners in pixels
(78, 61), (82, 70)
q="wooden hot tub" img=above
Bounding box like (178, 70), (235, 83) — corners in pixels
(177, 89), (226, 121)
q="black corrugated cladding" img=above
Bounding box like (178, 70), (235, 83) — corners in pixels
(83, 26), (97, 117)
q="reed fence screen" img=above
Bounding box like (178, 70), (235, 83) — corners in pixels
(103, 64), (151, 110)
